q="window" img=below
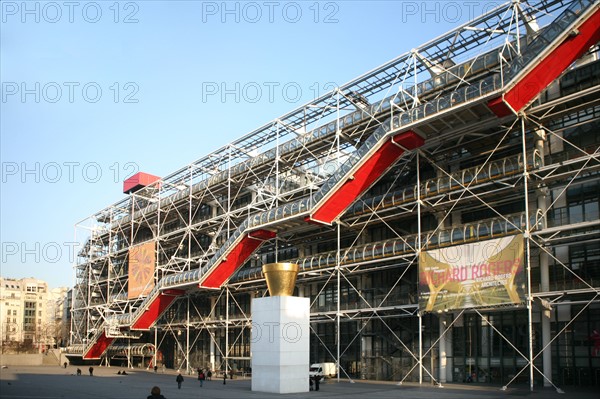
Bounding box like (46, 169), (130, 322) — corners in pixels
(569, 242), (600, 280)
(12, 310), (16, 316)
(567, 182), (600, 224)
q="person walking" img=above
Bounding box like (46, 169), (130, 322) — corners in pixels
(198, 369), (205, 387)
(223, 369), (226, 385)
(147, 386), (166, 399)
(207, 369), (212, 381)
(176, 373), (184, 389)
(88, 366), (94, 376)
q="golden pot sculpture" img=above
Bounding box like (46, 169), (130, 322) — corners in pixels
(262, 263), (299, 296)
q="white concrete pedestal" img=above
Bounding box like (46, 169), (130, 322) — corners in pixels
(251, 296), (309, 394)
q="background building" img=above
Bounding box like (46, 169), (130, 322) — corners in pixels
(68, 0), (600, 389)
(0, 277), (49, 352)
(47, 287), (70, 348)
(0, 277), (70, 353)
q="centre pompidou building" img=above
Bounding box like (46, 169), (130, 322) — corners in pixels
(68, 0), (600, 390)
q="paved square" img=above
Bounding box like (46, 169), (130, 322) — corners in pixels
(0, 365), (598, 398)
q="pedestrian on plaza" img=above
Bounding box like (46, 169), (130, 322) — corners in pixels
(223, 369), (226, 385)
(198, 369), (205, 387)
(147, 386), (166, 399)
(154, 365), (158, 373)
(314, 375), (321, 391)
(76, 368), (81, 376)
(207, 369), (212, 381)
(63, 362), (67, 369)
(88, 366), (94, 376)
(176, 373), (184, 389)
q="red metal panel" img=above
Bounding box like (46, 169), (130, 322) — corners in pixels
(123, 172), (161, 194)
(489, 8), (600, 117)
(201, 229), (276, 289)
(131, 289), (184, 330)
(307, 131), (424, 224)
(82, 331), (114, 360)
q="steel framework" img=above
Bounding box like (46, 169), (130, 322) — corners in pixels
(69, 0), (600, 390)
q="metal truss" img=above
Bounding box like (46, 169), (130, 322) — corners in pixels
(69, 0), (600, 391)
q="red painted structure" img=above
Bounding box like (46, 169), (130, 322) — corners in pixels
(488, 7), (600, 117)
(306, 131), (425, 225)
(123, 172), (161, 194)
(200, 229), (277, 288)
(131, 289), (185, 330)
(83, 331), (114, 360)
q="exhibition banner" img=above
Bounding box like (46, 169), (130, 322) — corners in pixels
(128, 241), (156, 299)
(419, 234), (524, 312)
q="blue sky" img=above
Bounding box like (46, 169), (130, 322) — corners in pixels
(1, 0), (502, 288)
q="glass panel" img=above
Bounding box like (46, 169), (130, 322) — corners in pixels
(570, 204), (583, 224)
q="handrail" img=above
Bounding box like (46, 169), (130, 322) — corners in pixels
(232, 210), (544, 283)
(347, 150), (542, 217)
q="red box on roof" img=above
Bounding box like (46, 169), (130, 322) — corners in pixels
(123, 172), (161, 194)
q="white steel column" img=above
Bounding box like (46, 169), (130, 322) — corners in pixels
(336, 221), (341, 382)
(540, 279), (552, 388)
(336, 89), (341, 383)
(418, 313), (423, 384)
(210, 296), (216, 372)
(127, 337), (132, 369)
(225, 286), (230, 376)
(186, 296), (190, 374)
(438, 315), (446, 384)
(154, 327), (158, 369)
(535, 127), (552, 388)
(417, 151), (423, 385)
(521, 116), (534, 391)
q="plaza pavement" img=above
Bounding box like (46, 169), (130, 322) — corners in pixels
(0, 365), (598, 398)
